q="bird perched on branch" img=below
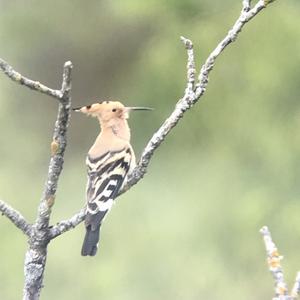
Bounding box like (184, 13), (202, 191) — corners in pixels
(73, 101), (152, 256)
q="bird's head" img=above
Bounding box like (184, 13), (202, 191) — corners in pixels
(73, 101), (152, 123)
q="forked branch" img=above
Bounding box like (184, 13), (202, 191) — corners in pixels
(0, 58), (73, 300)
(0, 58), (63, 100)
(0, 199), (31, 236)
(23, 61), (72, 300)
(123, 0), (275, 192)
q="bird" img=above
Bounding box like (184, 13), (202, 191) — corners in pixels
(73, 100), (152, 256)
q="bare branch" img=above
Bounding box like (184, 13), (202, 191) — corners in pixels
(180, 36), (196, 93)
(0, 199), (32, 236)
(260, 226), (300, 300)
(243, 0), (251, 12)
(61, 61), (73, 99)
(49, 208), (86, 239)
(0, 56), (73, 299)
(260, 226), (289, 298)
(195, 0), (270, 99)
(0, 58), (62, 100)
(120, 0), (276, 194)
(23, 61), (72, 300)
(35, 61), (73, 231)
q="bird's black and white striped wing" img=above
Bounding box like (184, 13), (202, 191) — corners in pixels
(85, 147), (132, 230)
(81, 147), (132, 256)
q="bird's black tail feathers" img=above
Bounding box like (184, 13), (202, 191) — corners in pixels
(81, 225), (101, 256)
(81, 210), (108, 256)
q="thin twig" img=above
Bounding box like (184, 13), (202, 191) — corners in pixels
(180, 36), (196, 93)
(243, 0), (251, 12)
(49, 208), (85, 239)
(61, 61), (73, 99)
(0, 58), (62, 100)
(196, 0), (268, 99)
(260, 226), (300, 300)
(260, 226), (289, 298)
(0, 199), (32, 236)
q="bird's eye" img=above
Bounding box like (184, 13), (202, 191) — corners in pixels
(112, 108), (117, 112)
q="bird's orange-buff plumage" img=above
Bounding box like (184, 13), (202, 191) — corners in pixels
(73, 101), (151, 256)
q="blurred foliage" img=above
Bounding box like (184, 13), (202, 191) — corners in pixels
(0, 0), (300, 299)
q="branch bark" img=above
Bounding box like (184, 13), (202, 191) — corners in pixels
(0, 59), (73, 299)
(0, 199), (32, 236)
(49, 208), (85, 239)
(23, 61), (72, 300)
(122, 0), (275, 193)
(0, 58), (63, 100)
(260, 226), (300, 300)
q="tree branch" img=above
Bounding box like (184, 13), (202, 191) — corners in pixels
(260, 226), (290, 299)
(49, 208), (85, 239)
(180, 36), (196, 93)
(22, 61), (72, 300)
(120, 0), (276, 194)
(0, 58), (63, 100)
(35, 61), (72, 232)
(0, 57), (73, 299)
(195, 0), (269, 98)
(0, 199), (32, 236)
(260, 226), (300, 300)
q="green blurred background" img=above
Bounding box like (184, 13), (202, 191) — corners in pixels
(0, 0), (300, 299)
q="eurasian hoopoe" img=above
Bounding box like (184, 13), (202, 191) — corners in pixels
(73, 101), (152, 256)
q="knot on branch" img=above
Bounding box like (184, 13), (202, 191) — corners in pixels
(50, 140), (59, 156)
(13, 72), (22, 82)
(46, 196), (55, 208)
(180, 36), (193, 50)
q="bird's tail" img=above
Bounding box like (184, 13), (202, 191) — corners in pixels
(81, 225), (101, 256)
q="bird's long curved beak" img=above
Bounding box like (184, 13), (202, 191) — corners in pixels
(127, 107), (153, 111)
(72, 107), (83, 112)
